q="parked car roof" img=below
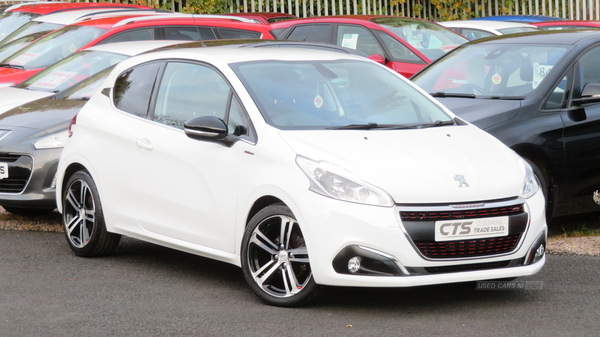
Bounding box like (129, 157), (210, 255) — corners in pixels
(469, 15), (564, 23)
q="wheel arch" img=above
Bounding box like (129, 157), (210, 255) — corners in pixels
(245, 195), (286, 227)
(512, 143), (555, 216)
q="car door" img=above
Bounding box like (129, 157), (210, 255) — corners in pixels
(128, 60), (254, 252)
(560, 44), (600, 210)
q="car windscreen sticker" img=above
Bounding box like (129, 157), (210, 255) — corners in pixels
(10, 52), (39, 66)
(341, 34), (358, 49)
(533, 62), (552, 89)
(32, 71), (77, 90)
(492, 73), (502, 85)
(314, 94), (323, 108)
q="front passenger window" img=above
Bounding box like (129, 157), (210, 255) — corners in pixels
(153, 62), (245, 134)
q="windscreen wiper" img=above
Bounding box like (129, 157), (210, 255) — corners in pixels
(326, 123), (419, 130)
(429, 92), (476, 98)
(418, 120), (456, 128)
(0, 63), (24, 70)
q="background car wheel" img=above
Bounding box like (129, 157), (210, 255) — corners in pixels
(1, 206), (55, 217)
(62, 171), (120, 257)
(241, 204), (320, 307)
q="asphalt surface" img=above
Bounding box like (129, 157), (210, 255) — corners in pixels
(0, 230), (598, 337)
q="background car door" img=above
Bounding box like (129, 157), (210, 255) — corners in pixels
(561, 44), (600, 212)
(128, 61), (253, 252)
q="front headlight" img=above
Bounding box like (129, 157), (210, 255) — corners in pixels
(34, 130), (69, 149)
(296, 155), (394, 207)
(519, 160), (540, 199)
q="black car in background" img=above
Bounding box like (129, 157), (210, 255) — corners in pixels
(412, 30), (600, 218)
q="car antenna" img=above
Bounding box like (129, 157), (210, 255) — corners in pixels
(191, 12), (207, 47)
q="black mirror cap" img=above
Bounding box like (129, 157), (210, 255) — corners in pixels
(184, 116), (228, 141)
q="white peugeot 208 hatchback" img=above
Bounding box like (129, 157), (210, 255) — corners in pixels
(55, 46), (547, 307)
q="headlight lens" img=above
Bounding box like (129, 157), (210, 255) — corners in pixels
(520, 160), (540, 199)
(34, 130), (69, 149)
(296, 155), (394, 207)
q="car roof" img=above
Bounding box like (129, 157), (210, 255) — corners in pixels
(467, 29), (600, 45)
(469, 15), (564, 23)
(147, 39), (369, 57)
(82, 40), (192, 56)
(72, 14), (268, 31)
(533, 20), (600, 27)
(440, 20), (536, 30)
(8, 3), (149, 15)
(130, 46), (365, 66)
(30, 8), (170, 25)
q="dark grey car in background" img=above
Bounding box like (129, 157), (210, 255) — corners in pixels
(412, 30), (600, 218)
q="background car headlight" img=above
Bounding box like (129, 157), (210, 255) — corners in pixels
(520, 160), (540, 199)
(296, 155), (394, 207)
(34, 130), (69, 149)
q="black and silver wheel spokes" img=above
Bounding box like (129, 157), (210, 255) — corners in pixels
(248, 215), (312, 298)
(64, 180), (95, 248)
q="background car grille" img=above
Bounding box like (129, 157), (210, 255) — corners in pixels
(0, 153), (33, 193)
(399, 202), (528, 259)
(415, 234), (521, 258)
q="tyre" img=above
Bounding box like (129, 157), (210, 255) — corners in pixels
(62, 171), (120, 257)
(2, 206), (55, 216)
(241, 204), (320, 307)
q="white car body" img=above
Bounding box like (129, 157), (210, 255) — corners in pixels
(440, 20), (538, 40)
(0, 40), (190, 114)
(55, 47), (547, 306)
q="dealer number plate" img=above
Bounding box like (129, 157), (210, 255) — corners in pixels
(0, 162), (7, 179)
(434, 216), (509, 242)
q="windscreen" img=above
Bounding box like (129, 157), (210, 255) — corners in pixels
(1, 25), (107, 70)
(0, 11), (39, 40)
(412, 43), (569, 98)
(16, 50), (126, 93)
(370, 17), (468, 61)
(232, 59), (452, 130)
(0, 21), (60, 46)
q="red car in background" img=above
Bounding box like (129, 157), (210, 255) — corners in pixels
(0, 2), (151, 38)
(0, 14), (274, 87)
(222, 12), (297, 24)
(270, 15), (468, 77)
(532, 20), (600, 30)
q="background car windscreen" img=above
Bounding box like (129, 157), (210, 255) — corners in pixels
(412, 44), (569, 98)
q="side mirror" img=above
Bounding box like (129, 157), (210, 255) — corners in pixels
(572, 83), (600, 106)
(582, 83), (600, 97)
(368, 54), (385, 64)
(183, 116), (227, 141)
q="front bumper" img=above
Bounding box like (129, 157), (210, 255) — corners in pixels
(293, 188), (547, 287)
(0, 148), (61, 209)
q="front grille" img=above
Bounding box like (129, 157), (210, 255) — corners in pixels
(401, 204), (524, 221)
(0, 179), (29, 193)
(0, 154), (20, 163)
(415, 234), (521, 258)
(0, 153), (33, 193)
